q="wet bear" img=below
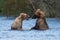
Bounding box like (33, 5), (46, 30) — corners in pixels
(11, 13), (30, 30)
(31, 9), (49, 30)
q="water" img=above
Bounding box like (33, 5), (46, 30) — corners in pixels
(0, 17), (60, 40)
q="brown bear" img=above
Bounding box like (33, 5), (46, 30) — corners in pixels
(11, 13), (30, 30)
(31, 9), (49, 30)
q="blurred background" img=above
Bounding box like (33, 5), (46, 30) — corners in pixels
(0, 0), (60, 18)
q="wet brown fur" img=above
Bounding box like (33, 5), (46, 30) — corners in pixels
(11, 13), (30, 30)
(31, 9), (49, 30)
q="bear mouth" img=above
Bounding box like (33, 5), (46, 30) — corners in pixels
(26, 16), (30, 20)
(32, 15), (40, 19)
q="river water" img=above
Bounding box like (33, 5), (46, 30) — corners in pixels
(0, 17), (60, 40)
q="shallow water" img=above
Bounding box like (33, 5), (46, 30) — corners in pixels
(0, 17), (60, 40)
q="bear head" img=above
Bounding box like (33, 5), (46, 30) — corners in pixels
(18, 13), (30, 20)
(32, 9), (45, 19)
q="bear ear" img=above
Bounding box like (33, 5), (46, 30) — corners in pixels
(36, 9), (41, 11)
(19, 13), (25, 18)
(40, 11), (45, 17)
(20, 14), (24, 18)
